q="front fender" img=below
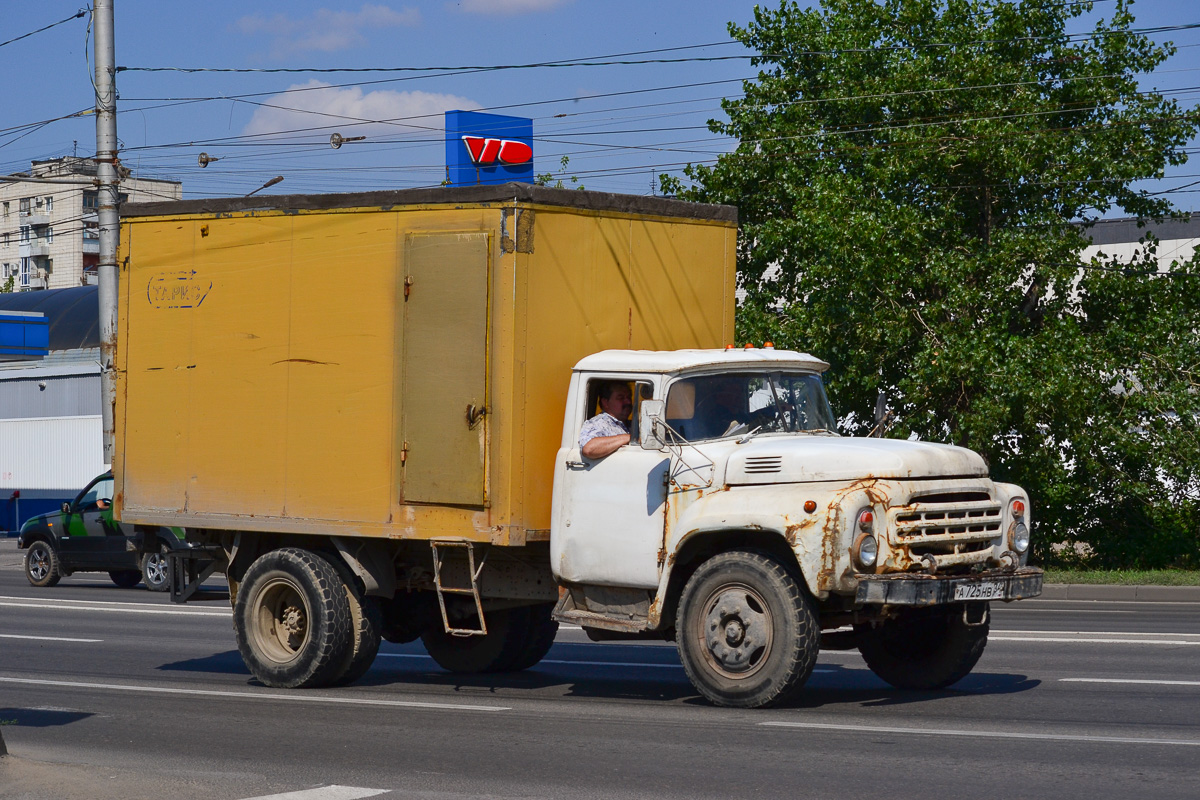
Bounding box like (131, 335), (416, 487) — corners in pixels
(657, 480), (893, 613)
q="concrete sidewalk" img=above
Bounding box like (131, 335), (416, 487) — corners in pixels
(1037, 583), (1200, 602)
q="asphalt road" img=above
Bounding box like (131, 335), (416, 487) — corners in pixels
(1, 537), (1198, 800)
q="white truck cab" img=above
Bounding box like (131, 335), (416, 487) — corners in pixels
(551, 348), (1041, 707)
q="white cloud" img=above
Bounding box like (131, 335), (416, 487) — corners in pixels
(242, 81), (481, 139)
(457, 0), (573, 15)
(236, 5), (420, 56)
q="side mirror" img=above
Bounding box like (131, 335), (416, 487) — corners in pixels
(639, 399), (666, 450)
(61, 502), (71, 514)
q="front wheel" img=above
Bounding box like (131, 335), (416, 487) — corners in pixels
(233, 548), (353, 689)
(141, 546), (171, 592)
(855, 603), (989, 690)
(676, 550), (819, 708)
(24, 540), (61, 588)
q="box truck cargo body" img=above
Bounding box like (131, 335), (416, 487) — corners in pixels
(115, 186), (735, 545)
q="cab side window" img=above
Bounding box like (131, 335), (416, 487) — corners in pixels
(78, 478), (114, 512)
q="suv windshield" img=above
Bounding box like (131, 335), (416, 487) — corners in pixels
(664, 371), (836, 442)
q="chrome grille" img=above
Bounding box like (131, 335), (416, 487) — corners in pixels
(891, 497), (1002, 549)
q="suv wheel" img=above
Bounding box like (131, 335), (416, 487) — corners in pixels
(25, 540), (61, 588)
(142, 546), (171, 592)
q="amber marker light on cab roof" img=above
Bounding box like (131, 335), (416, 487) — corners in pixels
(763, 342), (774, 349)
(725, 344), (735, 350)
(744, 343), (755, 349)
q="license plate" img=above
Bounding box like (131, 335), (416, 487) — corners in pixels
(954, 581), (1006, 601)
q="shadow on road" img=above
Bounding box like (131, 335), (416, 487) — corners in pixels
(0, 708), (92, 728)
(152, 644), (1038, 709)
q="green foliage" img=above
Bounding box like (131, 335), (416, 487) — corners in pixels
(1, 274), (13, 293)
(666, 0), (1200, 568)
(535, 155), (585, 190)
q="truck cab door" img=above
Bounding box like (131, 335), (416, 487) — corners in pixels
(551, 378), (667, 589)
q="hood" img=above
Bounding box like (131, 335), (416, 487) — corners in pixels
(724, 436), (988, 485)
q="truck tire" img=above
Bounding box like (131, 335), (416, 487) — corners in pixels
(676, 550), (819, 708)
(324, 555), (384, 687)
(234, 548), (353, 689)
(855, 603), (989, 690)
(141, 546), (171, 592)
(24, 540), (61, 588)
(109, 569), (142, 589)
(421, 607), (534, 674)
(503, 603), (559, 672)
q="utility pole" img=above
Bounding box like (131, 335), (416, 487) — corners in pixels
(94, 0), (119, 466)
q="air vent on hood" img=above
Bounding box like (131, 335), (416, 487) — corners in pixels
(744, 455), (783, 474)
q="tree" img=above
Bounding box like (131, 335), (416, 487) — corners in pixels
(664, 0), (1200, 567)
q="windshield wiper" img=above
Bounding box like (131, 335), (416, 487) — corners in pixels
(737, 425), (763, 444)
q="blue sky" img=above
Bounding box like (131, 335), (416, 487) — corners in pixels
(2, 0), (1198, 210)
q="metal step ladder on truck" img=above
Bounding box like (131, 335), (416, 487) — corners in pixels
(114, 184), (1041, 708)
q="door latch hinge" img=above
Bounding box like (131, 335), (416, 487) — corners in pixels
(404, 275), (414, 299)
(400, 441), (409, 465)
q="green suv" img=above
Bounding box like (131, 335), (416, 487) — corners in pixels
(17, 472), (187, 591)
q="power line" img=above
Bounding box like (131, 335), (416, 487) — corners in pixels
(0, 8), (86, 50)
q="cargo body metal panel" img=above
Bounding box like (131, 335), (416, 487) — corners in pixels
(115, 185), (735, 544)
(0, 415), (103, 491)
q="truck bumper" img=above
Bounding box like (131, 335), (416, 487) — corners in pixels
(854, 567), (1043, 606)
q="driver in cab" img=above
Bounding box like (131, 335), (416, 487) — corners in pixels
(579, 381), (633, 459)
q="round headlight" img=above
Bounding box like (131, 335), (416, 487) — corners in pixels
(1011, 522), (1030, 554)
(854, 533), (878, 569)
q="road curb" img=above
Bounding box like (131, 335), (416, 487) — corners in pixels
(1040, 583), (1200, 602)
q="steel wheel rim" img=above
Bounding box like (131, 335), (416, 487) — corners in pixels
(696, 581), (774, 680)
(28, 546), (49, 581)
(145, 553), (168, 586)
(251, 577), (311, 665)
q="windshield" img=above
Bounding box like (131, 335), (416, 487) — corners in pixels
(664, 371), (836, 442)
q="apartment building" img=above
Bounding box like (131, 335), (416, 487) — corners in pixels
(0, 157), (181, 291)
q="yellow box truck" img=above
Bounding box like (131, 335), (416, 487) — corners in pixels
(115, 184), (1040, 708)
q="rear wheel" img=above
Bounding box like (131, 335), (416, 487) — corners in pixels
(109, 569), (142, 589)
(676, 550), (819, 708)
(234, 548), (353, 689)
(421, 605), (547, 674)
(324, 556), (384, 687)
(855, 603), (989, 690)
(141, 546), (171, 592)
(503, 603), (559, 672)
(24, 540), (61, 588)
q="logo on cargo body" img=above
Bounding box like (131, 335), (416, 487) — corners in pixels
(148, 270), (211, 309)
(461, 136), (533, 166)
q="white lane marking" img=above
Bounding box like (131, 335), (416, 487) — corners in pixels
(760, 721), (1200, 747)
(998, 609), (1135, 614)
(1023, 599), (1200, 606)
(996, 629), (1200, 637)
(0, 677), (509, 713)
(991, 634), (1200, 645)
(0, 594), (229, 610)
(0, 600), (230, 617)
(239, 786), (388, 800)
(0, 633), (101, 643)
(1061, 678), (1200, 687)
(374, 653), (834, 674)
